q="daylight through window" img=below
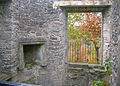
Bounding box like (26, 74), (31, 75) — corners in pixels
(67, 12), (102, 64)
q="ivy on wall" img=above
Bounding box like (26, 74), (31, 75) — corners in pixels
(91, 45), (112, 86)
(0, 6), (3, 16)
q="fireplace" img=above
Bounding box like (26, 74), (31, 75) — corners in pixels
(19, 38), (47, 70)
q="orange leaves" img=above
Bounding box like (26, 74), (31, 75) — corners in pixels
(68, 12), (102, 41)
(79, 12), (101, 41)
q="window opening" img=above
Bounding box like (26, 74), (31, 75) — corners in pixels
(67, 12), (102, 64)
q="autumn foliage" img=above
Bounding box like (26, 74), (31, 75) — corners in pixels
(68, 12), (101, 64)
(79, 13), (101, 42)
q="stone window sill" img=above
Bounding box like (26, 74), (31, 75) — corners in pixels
(67, 63), (107, 79)
(68, 63), (105, 71)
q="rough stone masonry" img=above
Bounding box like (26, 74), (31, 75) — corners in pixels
(0, 0), (120, 86)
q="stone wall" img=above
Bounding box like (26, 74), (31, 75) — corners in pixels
(0, 1), (16, 75)
(54, 0), (120, 86)
(110, 0), (120, 86)
(11, 0), (67, 86)
(0, 0), (67, 86)
(117, 1), (120, 85)
(0, 0), (120, 86)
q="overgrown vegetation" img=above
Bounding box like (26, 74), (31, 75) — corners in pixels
(91, 45), (112, 86)
(0, 6), (3, 16)
(91, 79), (108, 86)
(104, 58), (112, 76)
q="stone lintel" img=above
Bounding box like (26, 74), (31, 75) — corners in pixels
(53, 1), (111, 12)
(53, 1), (111, 6)
(19, 38), (46, 45)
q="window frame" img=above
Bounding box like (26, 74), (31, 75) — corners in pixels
(53, 1), (111, 66)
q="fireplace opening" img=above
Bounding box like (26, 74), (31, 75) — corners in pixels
(19, 38), (47, 70)
(23, 44), (45, 68)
